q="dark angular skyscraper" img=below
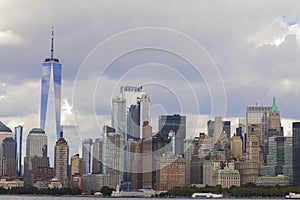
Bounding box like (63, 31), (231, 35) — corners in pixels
(158, 114), (186, 156)
(293, 122), (300, 185)
(40, 28), (62, 140)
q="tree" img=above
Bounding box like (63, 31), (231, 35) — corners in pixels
(100, 186), (115, 196)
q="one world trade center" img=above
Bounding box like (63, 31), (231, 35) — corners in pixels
(40, 28), (61, 141)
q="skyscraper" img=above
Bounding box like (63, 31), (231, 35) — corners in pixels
(246, 104), (271, 164)
(24, 128), (51, 185)
(82, 138), (92, 175)
(15, 125), (23, 177)
(102, 125), (121, 185)
(293, 122), (300, 186)
(2, 137), (17, 177)
(61, 125), (80, 161)
(158, 114), (186, 156)
(40, 28), (62, 152)
(262, 136), (292, 177)
(92, 138), (103, 174)
(0, 121), (14, 177)
(54, 137), (69, 187)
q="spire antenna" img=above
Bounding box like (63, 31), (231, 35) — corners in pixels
(51, 26), (54, 60)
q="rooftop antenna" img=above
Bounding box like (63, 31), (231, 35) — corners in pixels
(51, 26), (54, 60)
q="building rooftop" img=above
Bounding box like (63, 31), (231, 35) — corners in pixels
(0, 121), (12, 132)
(29, 128), (45, 134)
(214, 169), (239, 174)
(271, 96), (279, 113)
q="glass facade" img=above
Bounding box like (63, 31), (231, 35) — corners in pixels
(40, 60), (61, 140)
(246, 106), (271, 164)
(158, 114), (186, 156)
(14, 125), (23, 177)
(293, 122), (300, 185)
(82, 138), (92, 175)
(262, 136), (293, 177)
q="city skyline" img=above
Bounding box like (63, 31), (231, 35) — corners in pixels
(0, 1), (300, 140)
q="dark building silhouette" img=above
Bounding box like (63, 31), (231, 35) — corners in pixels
(2, 137), (17, 177)
(158, 114), (186, 156)
(293, 122), (300, 185)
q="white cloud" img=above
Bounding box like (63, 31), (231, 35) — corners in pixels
(247, 16), (300, 48)
(0, 30), (23, 46)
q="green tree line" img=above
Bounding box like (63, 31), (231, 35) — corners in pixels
(0, 186), (81, 195)
(166, 183), (300, 198)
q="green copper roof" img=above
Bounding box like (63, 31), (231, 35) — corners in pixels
(0, 121), (12, 132)
(271, 96), (279, 113)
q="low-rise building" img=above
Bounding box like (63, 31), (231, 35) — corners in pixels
(82, 174), (116, 191)
(256, 175), (291, 186)
(156, 154), (185, 192)
(212, 169), (240, 188)
(0, 179), (24, 189)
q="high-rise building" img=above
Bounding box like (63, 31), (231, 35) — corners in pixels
(120, 86), (145, 110)
(92, 138), (103, 174)
(246, 104), (271, 164)
(156, 154), (185, 191)
(128, 104), (140, 139)
(102, 125), (121, 185)
(14, 125), (23, 177)
(207, 117), (231, 139)
(112, 96), (127, 135)
(231, 135), (243, 160)
(61, 125), (80, 161)
(292, 122), (300, 185)
(40, 29), (62, 165)
(262, 136), (292, 177)
(54, 137), (69, 187)
(142, 137), (153, 189)
(24, 128), (51, 185)
(124, 139), (137, 184)
(0, 121), (14, 177)
(158, 114), (186, 156)
(2, 137), (17, 177)
(71, 154), (82, 176)
(82, 138), (92, 175)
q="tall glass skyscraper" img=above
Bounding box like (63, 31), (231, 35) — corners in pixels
(39, 29), (61, 166)
(14, 125), (23, 177)
(40, 28), (62, 140)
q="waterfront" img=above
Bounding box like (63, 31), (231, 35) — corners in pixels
(0, 196), (287, 200)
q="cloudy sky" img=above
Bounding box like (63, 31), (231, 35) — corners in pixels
(1, 0), (300, 142)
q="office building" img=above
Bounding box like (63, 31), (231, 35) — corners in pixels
(158, 114), (186, 156)
(82, 138), (92, 175)
(14, 125), (23, 177)
(124, 139), (137, 184)
(207, 117), (231, 139)
(293, 122), (300, 185)
(61, 125), (80, 161)
(71, 154), (83, 176)
(256, 175), (291, 186)
(54, 137), (69, 187)
(0, 121), (14, 177)
(92, 138), (103, 174)
(212, 169), (240, 188)
(246, 104), (271, 164)
(82, 174), (116, 191)
(262, 136), (292, 177)
(40, 29), (62, 164)
(156, 154), (185, 191)
(24, 128), (51, 185)
(2, 137), (17, 177)
(231, 135), (243, 160)
(102, 125), (121, 185)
